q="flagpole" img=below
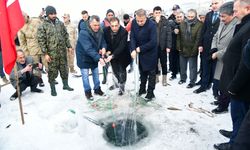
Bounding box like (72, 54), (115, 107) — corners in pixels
(14, 64), (25, 124)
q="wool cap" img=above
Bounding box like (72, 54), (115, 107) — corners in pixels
(45, 6), (57, 16)
(106, 9), (114, 15)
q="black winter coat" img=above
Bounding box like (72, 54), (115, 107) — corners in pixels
(199, 11), (220, 56)
(103, 26), (131, 68)
(151, 16), (172, 50)
(220, 14), (250, 101)
(130, 18), (157, 71)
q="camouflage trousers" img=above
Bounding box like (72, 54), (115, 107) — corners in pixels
(47, 55), (69, 83)
(67, 50), (75, 70)
(31, 54), (47, 78)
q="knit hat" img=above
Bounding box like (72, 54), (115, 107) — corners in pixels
(172, 4), (180, 10)
(123, 14), (130, 20)
(106, 9), (114, 15)
(45, 6), (57, 16)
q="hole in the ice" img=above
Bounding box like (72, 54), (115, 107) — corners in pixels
(104, 119), (148, 147)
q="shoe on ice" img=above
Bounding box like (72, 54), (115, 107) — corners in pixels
(31, 88), (43, 93)
(145, 92), (155, 101)
(94, 87), (104, 96)
(10, 92), (18, 101)
(85, 91), (94, 100)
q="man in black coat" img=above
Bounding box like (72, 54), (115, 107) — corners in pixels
(151, 6), (172, 86)
(214, 1), (250, 150)
(231, 39), (250, 150)
(130, 9), (157, 101)
(194, 0), (223, 94)
(104, 17), (131, 95)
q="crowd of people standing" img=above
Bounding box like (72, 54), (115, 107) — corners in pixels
(0, 0), (250, 149)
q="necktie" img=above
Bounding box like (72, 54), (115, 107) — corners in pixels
(212, 12), (218, 23)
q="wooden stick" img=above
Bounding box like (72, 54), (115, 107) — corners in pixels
(14, 64), (25, 124)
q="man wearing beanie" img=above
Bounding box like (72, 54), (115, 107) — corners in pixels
(100, 9), (115, 84)
(37, 5), (74, 96)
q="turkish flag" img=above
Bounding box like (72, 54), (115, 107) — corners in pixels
(0, 0), (24, 74)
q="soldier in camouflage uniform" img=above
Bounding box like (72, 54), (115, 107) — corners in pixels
(62, 13), (77, 73)
(37, 6), (73, 96)
(18, 12), (46, 87)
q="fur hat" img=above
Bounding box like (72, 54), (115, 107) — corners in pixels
(45, 6), (57, 16)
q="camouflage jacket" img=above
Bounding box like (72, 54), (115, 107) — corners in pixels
(18, 18), (43, 56)
(64, 22), (77, 49)
(37, 18), (72, 57)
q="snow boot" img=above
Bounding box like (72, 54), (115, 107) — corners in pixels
(62, 80), (74, 91)
(50, 83), (57, 96)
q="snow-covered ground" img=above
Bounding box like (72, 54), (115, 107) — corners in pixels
(0, 67), (231, 150)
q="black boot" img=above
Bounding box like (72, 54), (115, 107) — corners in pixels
(10, 92), (18, 101)
(94, 87), (104, 96)
(145, 91), (155, 101)
(62, 80), (74, 91)
(219, 129), (232, 139)
(138, 88), (146, 96)
(214, 142), (231, 150)
(50, 83), (57, 96)
(85, 91), (94, 100)
(31, 87), (43, 93)
(118, 83), (125, 96)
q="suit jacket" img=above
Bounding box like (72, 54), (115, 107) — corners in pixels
(199, 11), (220, 56)
(220, 14), (250, 101)
(130, 18), (157, 71)
(211, 17), (238, 80)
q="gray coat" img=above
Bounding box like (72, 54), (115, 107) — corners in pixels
(211, 17), (238, 80)
(10, 56), (34, 87)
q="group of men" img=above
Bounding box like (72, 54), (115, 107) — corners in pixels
(1, 0), (250, 149)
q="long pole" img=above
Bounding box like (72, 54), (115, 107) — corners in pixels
(14, 64), (25, 124)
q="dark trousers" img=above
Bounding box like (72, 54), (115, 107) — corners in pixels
(169, 48), (179, 76)
(218, 93), (230, 109)
(200, 54), (215, 88)
(232, 109), (250, 150)
(139, 67), (156, 93)
(229, 99), (249, 144)
(14, 75), (39, 95)
(111, 62), (127, 84)
(212, 79), (220, 97)
(156, 47), (167, 75)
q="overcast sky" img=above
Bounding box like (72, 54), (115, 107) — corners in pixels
(19, 0), (212, 22)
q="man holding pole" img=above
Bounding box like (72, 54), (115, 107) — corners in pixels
(130, 9), (157, 101)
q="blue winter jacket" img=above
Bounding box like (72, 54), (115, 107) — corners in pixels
(76, 23), (107, 69)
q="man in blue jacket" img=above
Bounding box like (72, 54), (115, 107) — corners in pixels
(130, 9), (157, 101)
(76, 15), (106, 100)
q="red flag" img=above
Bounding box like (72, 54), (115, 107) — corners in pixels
(0, 0), (24, 74)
